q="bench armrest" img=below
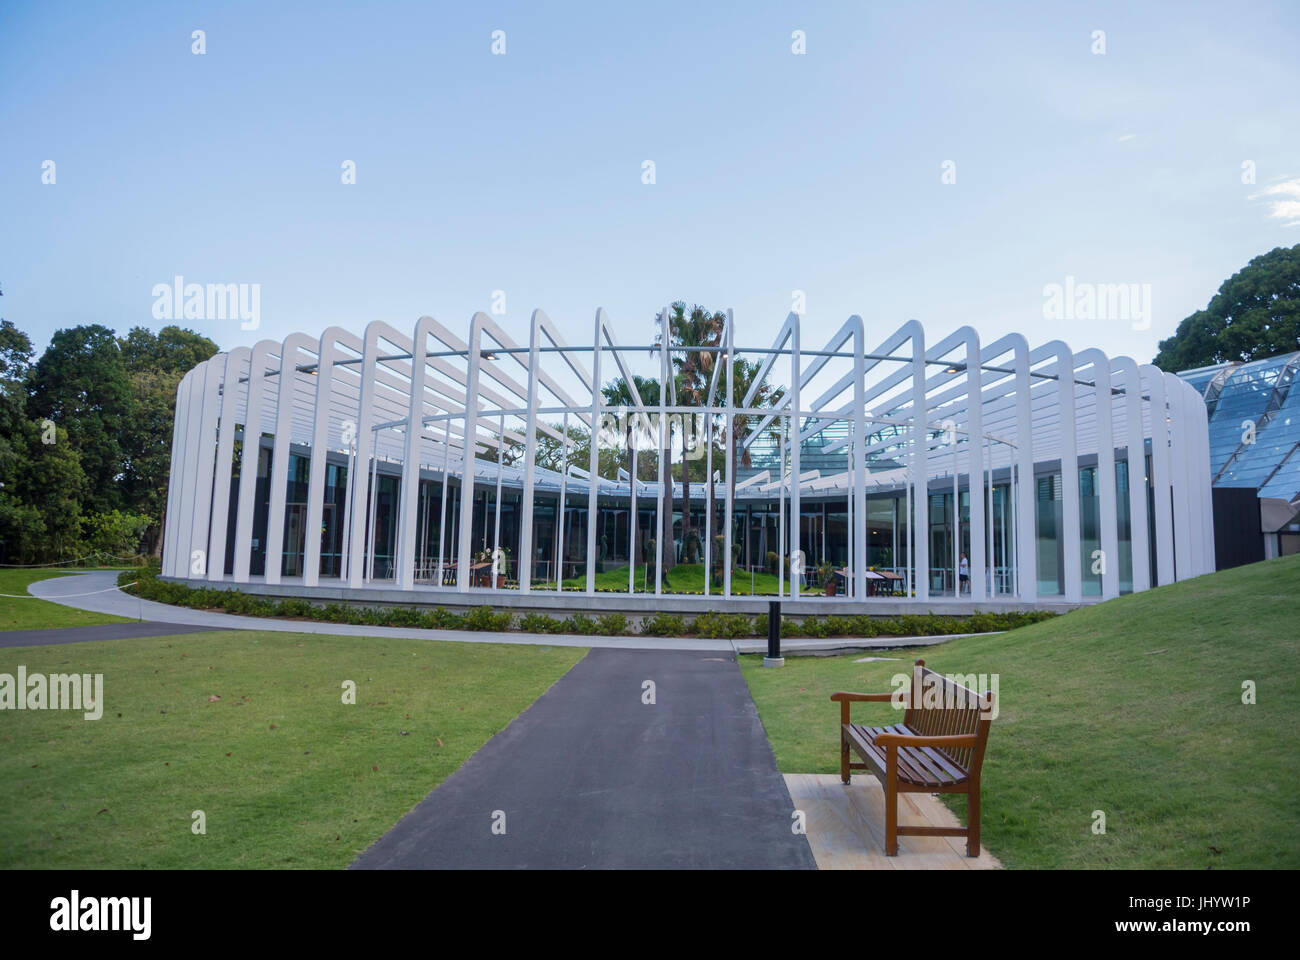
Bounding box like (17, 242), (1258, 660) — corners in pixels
(831, 691), (896, 724)
(872, 732), (978, 749)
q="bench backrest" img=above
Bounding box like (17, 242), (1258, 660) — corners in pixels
(903, 659), (995, 776)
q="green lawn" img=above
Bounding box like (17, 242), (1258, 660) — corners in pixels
(740, 553), (1300, 869)
(0, 569), (133, 631)
(0, 630), (585, 868)
(558, 562), (816, 595)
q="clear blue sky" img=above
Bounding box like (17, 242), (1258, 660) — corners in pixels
(3, 0), (1298, 365)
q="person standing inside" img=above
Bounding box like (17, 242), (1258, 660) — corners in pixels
(959, 552), (970, 594)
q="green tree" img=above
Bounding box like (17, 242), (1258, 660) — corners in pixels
(27, 324), (132, 515)
(725, 355), (785, 551)
(0, 418), (89, 564)
(1154, 244), (1300, 370)
(658, 302), (725, 563)
(117, 326), (218, 553)
(601, 374), (660, 564)
(81, 508), (152, 560)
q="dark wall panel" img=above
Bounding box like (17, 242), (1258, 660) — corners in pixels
(1212, 488), (1263, 570)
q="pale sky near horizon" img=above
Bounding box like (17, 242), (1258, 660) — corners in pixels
(2, 0), (1298, 373)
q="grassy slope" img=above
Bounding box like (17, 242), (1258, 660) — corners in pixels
(559, 562), (814, 595)
(0, 569), (132, 631)
(740, 553), (1300, 869)
(0, 630), (585, 868)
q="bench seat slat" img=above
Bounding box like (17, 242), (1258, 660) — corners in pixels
(846, 723), (970, 788)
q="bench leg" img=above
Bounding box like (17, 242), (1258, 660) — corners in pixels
(967, 782), (981, 858)
(885, 747), (899, 856)
(840, 728), (850, 783)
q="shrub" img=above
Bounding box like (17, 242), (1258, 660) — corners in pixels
(560, 612), (601, 635)
(800, 615), (828, 638)
(694, 611), (751, 639)
(118, 564), (1061, 642)
(823, 615), (851, 637)
(462, 607), (513, 631)
(597, 613), (628, 636)
(519, 612), (564, 634)
(641, 612), (685, 636)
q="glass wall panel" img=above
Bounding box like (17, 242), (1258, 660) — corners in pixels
(1080, 466), (1100, 596)
(280, 452), (310, 578)
(1036, 472), (1063, 596)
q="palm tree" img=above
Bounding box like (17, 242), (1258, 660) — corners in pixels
(655, 302), (724, 567)
(601, 374), (658, 567)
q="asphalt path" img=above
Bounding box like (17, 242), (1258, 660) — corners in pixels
(351, 648), (816, 869)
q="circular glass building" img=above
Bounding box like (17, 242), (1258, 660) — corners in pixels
(161, 309), (1214, 611)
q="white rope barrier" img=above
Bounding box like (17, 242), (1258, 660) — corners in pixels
(1, 582), (138, 599)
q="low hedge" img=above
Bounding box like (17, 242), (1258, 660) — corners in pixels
(119, 565), (1057, 639)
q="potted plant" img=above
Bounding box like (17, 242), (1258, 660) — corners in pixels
(818, 559), (837, 596)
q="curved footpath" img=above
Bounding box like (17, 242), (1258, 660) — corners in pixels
(28, 571), (988, 653)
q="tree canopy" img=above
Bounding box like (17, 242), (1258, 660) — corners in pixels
(0, 285), (218, 563)
(1154, 244), (1300, 371)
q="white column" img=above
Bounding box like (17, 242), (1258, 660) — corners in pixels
(266, 335), (313, 585)
(398, 318), (435, 590)
(555, 410), (569, 591)
(174, 364), (207, 577)
(1112, 358), (1150, 593)
(656, 310), (667, 596)
(852, 316), (866, 602)
(723, 311), (735, 598)
(189, 354), (227, 581)
(964, 333), (986, 602)
(457, 313), (487, 592)
(1051, 347), (1082, 603)
(493, 414), (504, 582)
(1078, 349), (1119, 598)
(1011, 338), (1036, 602)
(908, 322), (929, 602)
(233, 340), (275, 583)
(208, 346), (250, 581)
(585, 310), (604, 595)
(163, 370), (195, 578)
(346, 324), (381, 589)
(517, 311), (542, 593)
(435, 417), (451, 584)
(789, 315), (801, 599)
(305, 329), (347, 587)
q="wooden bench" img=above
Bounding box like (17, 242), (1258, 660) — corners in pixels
(831, 659), (995, 857)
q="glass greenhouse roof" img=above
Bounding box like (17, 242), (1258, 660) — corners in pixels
(1180, 350), (1300, 501)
